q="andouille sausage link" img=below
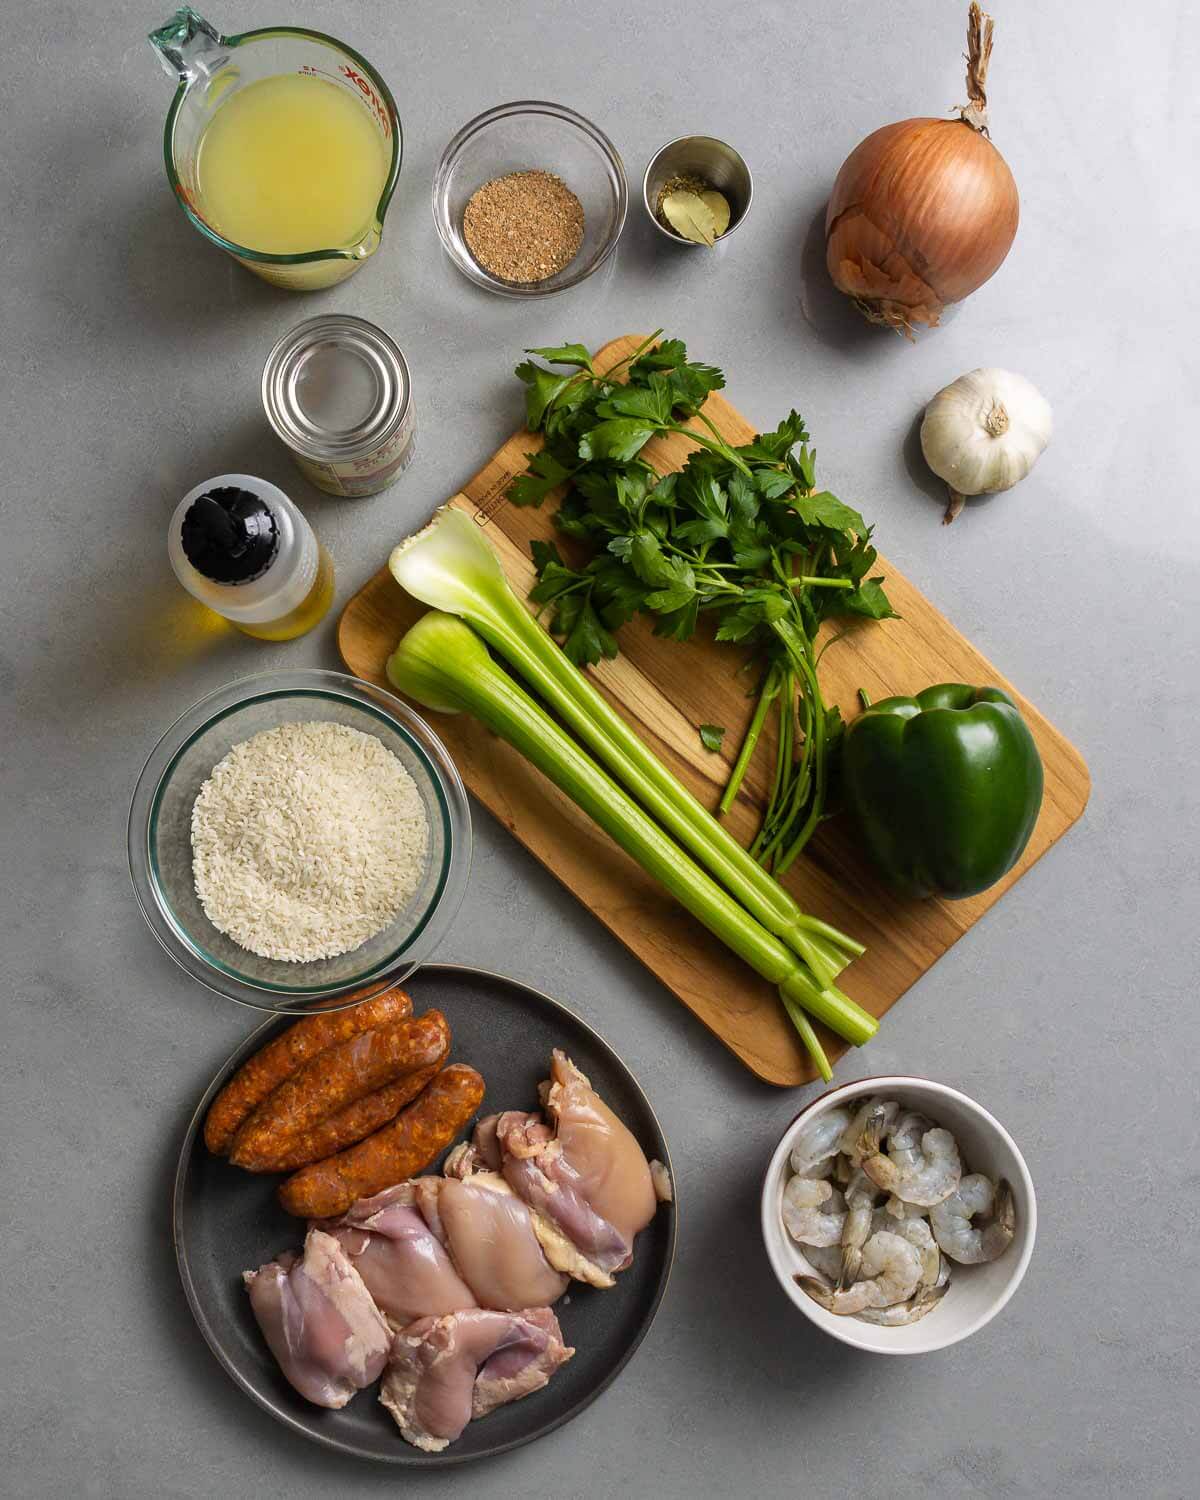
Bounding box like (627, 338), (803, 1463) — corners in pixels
(203, 986), (413, 1155)
(236, 1063), (444, 1174)
(278, 1064), (486, 1219)
(230, 1012), (450, 1170)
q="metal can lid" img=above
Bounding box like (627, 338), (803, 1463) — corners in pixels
(262, 315), (410, 461)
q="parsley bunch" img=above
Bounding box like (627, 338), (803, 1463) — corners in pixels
(510, 333), (895, 875)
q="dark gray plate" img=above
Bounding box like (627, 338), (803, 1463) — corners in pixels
(173, 964), (676, 1465)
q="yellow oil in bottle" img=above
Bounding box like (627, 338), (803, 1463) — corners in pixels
(169, 478), (336, 643)
(195, 74), (389, 254)
(236, 544), (336, 641)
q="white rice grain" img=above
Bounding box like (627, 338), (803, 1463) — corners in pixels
(191, 720), (429, 962)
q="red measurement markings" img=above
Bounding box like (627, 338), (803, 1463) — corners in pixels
(339, 64), (392, 138)
(296, 63), (392, 139)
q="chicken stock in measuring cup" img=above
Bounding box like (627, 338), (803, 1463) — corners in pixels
(148, 7), (401, 290)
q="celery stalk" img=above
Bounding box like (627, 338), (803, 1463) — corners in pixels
(389, 510), (862, 980)
(387, 613), (877, 1054)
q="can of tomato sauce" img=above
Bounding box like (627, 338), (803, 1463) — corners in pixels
(262, 315), (416, 497)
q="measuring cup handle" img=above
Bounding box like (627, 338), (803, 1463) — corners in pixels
(148, 6), (228, 84)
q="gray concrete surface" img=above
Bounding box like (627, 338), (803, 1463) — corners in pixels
(2, 1), (1196, 1495)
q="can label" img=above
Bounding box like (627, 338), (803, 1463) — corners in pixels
(291, 408), (416, 497)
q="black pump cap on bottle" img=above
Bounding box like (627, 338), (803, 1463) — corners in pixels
(180, 486), (279, 584)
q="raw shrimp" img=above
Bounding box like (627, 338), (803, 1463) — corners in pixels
(839, 1099), (899, 1166)
(839, 1169), (881, 1287)
(859, 1113), (962, 1207)
(930, 1175), (1016, 1264)
(856, 1280), (949, 1327)
(875, 1206), (942, 1287)
(797, 1231), (922, 1315)
(782, 1178), (847, 1247)
(885, 1195), (928, 1220)
(788, 1109), (853, 1179)
(798, 1243), (844, 1283)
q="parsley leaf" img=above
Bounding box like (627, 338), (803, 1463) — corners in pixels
(791, 490), (868, 535)
(738, 411), (809, 462)
(837, 577), (897, 620)
(524, 343), (595, 369)
(665, 362), (725, 416)
(515, 361), (578, 430)
(629, 338), (689, 375)
(554, 591), (618, 667)
(577, 419), (657, 463)
(699, 723), (726, 752)
(598, 375), (675, 425)
(509, 449), (573, 508)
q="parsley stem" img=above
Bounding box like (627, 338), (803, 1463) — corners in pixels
(789, 576), (854, 589)
(758, 685), (816, 869)
(694, 407), (740, 453)
(600, 328), (665, 379)
(769, 675), (795, 824)
(775, 648), (830, 876)
(665, 423), (754, 477)
(718, 667), (779, 815)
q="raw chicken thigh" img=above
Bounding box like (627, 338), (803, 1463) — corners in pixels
(243, 1229), (391, 1408)
(443, 1111), (503, 1176)
(497, 1052), (660, 1282)
(320, 1182), (477, 1327)
(380, 1308), (574, 1452)
(543, 1050), (659, 1242)
(416, 1172), (569, 1311)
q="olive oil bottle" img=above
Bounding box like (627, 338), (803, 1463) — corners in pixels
(168, 474), (334, 640)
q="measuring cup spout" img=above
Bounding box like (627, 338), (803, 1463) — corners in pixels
(148, 6), (229, 85)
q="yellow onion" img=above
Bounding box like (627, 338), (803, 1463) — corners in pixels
(825, 3), (1019, 335)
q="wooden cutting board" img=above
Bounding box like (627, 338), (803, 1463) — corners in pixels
(338, 335), (1089, 1086)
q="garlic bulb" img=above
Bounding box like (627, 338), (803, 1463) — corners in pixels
(920, 369), (1052, 523)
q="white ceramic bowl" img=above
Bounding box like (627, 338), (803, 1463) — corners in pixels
(761, 1077), (1036, 1354)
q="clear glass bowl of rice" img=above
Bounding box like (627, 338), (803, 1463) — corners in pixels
(127, 670), (472, 1013)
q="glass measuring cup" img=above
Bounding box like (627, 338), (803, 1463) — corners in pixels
(149, 8), (401, 291)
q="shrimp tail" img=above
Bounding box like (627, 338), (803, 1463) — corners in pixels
(795, 1274), (835, 1311)
(857, 1111), (886, 1160)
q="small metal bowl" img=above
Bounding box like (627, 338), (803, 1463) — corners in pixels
(643, 135), (753, 246)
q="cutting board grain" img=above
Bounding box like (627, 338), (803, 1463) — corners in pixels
(339, 335), (1090, 1086)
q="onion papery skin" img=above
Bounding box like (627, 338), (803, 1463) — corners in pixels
(825, 116), (1019, 334)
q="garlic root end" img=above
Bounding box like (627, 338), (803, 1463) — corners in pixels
(943, 488), (966, 525)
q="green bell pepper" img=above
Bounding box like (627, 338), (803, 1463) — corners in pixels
(842, 684), (1044, 899)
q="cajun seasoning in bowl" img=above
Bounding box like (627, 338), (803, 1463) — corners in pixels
(433, 101), (627, 298)
(462, 169), (585, 284)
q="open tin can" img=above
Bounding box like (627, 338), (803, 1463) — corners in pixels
(262, 315), (416, 496)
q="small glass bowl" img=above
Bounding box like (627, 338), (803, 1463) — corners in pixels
(127, 670), (471, 1014)
(433, 100), (627, 297)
